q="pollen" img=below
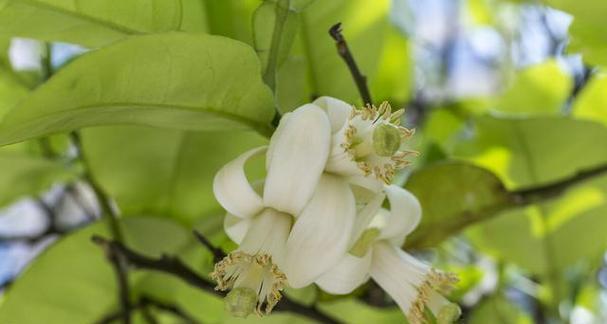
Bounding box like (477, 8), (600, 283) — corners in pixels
(340, 102), (418, 184)
(210, 251), (287, 317)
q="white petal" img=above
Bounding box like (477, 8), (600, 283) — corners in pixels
(349, 192), (385, 247)
(239, 208), (292, 267)
(224, 213), (251, 244)
(369, 242), (420, 315)
(315, 253), (372, 294)
(264, 104), (331, 215)
(378, 185), (422, 244)
(312, 96), (353, 133)
(213, 147), (266, 219)
(283, 174), (356, 288)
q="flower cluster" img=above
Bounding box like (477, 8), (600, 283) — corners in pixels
(211, 97), (459, 323)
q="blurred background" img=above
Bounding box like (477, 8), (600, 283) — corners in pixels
(0, 0), (606, 323)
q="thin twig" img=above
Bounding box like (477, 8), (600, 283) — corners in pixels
(96, 295), (200, 324)
(71, 131), (131, 324)
(92, 236), (340, 324)
(406, 162), (607, 249)
(512, 163), (607, 205)
(328, 22), (372, 105)
(192, 230), (226, 263)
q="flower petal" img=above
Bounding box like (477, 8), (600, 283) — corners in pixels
(315, 253), (372, 294)
(378, 185), (422, 244)
(213, 147), (267, 219)
(283, 174), (356, 288)
(313, 96), (353, 133)
(239, 208), (292, 266)
(350, 192), (385, 247)
(264, 104), (331, 215)
(224, 213), (251, 244)
(369, 242), (420, 317)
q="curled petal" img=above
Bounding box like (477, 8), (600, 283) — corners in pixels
(239, 208), (292, 267)
(379, 185), (421, 244)
(315, 253), (372, 294)
(264, 104), (331, 215)
(213, 147), (267, 219)
(284, 174), (356, 288)
(224, 213), (251, 244)
(313, 96), (353, 133)
(349, 192), (385, 247)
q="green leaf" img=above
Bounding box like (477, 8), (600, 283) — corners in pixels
(468, 295), (532, 324)
(253, 0), (299, 89)
(81, 126), (267, 225)
(572, 73), (607, 127)
(318, 298), (405, 323)
(404, 162), (512, 249)
(0, 0), (208, 47)
(545, 0), (607, 66)
(468, 174), (607, 276)
(454, 116), (607, 189)
(0, 216), (189, 324)
(0, 33), (275, 147)
(0, 145), (76, 206)
(276, 0), (412, 112)
(493, 60), (572, 115)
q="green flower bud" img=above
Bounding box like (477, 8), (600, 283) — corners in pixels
(224, 287), (258, 318)
(372, 124), (402, 157)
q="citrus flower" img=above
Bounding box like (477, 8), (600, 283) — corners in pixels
(211, 105), (356, 316)
(313, 96), (418, 188)
(315, 186), (460, 324)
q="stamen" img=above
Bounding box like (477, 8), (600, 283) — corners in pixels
(210, 251), (287, 317)
(407, 270), (459, 324)
(338, 102), (417, 183)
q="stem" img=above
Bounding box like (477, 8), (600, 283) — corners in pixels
(91, 236), (340, 324)
(262, 0), (290, 92)
(71, 131), (131, 324)
(406, 162), (607, 249)
(328, 23), (372, 106)
(192, 230), (226, 263)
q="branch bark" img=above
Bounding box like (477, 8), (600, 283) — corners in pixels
(329, 23), (372, 106)
(91, 235), (340, 324)
(406, 162), (607, 249)
(71, 131), (131, 324)
(96, 295), (200, 324)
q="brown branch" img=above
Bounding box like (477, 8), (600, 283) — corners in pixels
(96, 295), (200, 324)
(329, 23), (372, 106)
(91, 236), (340, 324)
(71, 131), (131, 324)
(406, 162), (607, 249)
(192, 230), (226, 263)
(511, 163), (607, 205)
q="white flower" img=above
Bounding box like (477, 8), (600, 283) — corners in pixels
(313, 96), (417, 187)
(212, 105), (357, 316)
(315, 186), (460, 324)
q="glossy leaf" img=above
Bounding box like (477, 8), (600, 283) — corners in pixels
(276, 0), (412, 112)
(454, 116), (607, 189)
(0, 217), (189, 324)
(81, 126), (267, 224)
(572, 73), (607, 127)
(404, 162), (512, 249)
(545, 0), (607, 66)
(0, 146), (76, 207)
(493, 60), (572, 115)
(468, 174), (607, 276)
(0, 0), (207, 48)
(0, 33), (275, 147)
